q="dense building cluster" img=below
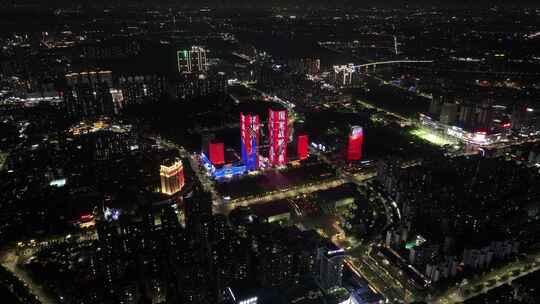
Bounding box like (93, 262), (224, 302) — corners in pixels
(376, 156), (540, 284)
(23, 186), (348, 304)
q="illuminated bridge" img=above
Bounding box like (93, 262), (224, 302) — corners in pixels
(354, 60), (434, 72)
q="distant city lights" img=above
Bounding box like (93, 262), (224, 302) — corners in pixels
(49, 178), (67, 187)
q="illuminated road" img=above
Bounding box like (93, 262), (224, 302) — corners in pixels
(330, 231), (412, 303)
(215, 177), (347, 215)
(347, 256), (414, 303)
(1, 250), (54, 304)
(214, 169), (377, 215)
(345, 258), (403, 301)
(187, 154), (223, 204)
(354, 60), (434, 69)
(431, 251), (540, 304)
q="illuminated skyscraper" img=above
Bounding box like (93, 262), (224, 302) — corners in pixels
(510, 103), (531, 131)
(440, 102), (458, 125)
(268, 105), (288, 167)
(64, 70), (115, 119)
(347, 126), (363, 161)
(184, 186), (213, 245)
(297, 134), (309, 160)
(177, 46), (208, 74)
(458, 102), (475, 127)
(160, 158), (185, 195)
(429, 93), (444, 118)
(477, 100), (494, 130)
(332, 64), (355, 87)
(317, 247), (346, 289)
(118, 74), (166, 106)
(174, 71), (227, 101)
(240, 111), (260, 171)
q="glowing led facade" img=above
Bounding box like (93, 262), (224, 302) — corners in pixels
(240, 112), (260, 171)
(347, 126), (363, 161)
(160, 158), (185, 195)
(297, 134), (309, 160)
(268, 107), (288, 166)
(332, 64), (355, 86)
(177, 49), (189, 73)
(208, 141), (225, 165)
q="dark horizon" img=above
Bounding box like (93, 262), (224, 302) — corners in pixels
(2, 0), (540, 9)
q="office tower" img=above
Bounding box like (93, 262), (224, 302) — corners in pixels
(268, 105), (288, 167)
(109, 89), (124, 114)
(176, 73), (208, 100)
(347, 126), (363, 161)
(184, 187), (213, 246)
(177, 49), (190, 73)
(118, 74), (166, 107)
(161, 204), (180, 232)
(96, 220), (123, 302)
(208, 141), (225, 165)
(81, 38), (141, 61)
(297, 134), (309, 160)
(259, 243), (294, 287)
(177, 46), (208, 74)
(190, 46), (208, 73)
(439, 102), (458, 125)
(477, 100), (494, 130)
(160, 158), (185, 195)
(82, 130), (132, 162)
(511, 103), (529, 131)
(240, 111), (260, 171)
(332, 64), (355, 87)
(288, 57), (321, 74)
(209, 71), (228, 95)
(458, 102), (475, 128)
(94, 132), (127, 162)
(64, 70), (115, 120)
(316, 247), (345, 289)
(303, 58), (321, 74)
(429, 93), (444, 118)
(175, 71), (226, 101)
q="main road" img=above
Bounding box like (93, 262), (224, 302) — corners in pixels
(431, 251), (540, 304)
(214, 168), (376, 215)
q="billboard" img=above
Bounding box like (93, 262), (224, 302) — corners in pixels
(297, 134), (309, 160)
(268, 107), (288, 166)
(209, 141), (225, 165)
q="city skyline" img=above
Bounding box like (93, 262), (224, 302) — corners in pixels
(0, 3), (539, 304)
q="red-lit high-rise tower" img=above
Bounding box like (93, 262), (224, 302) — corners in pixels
(240, 112), (260, 170)
(297, 134), (309, 160)
(347, 126), (363, 161)
(268, 105), (288, 166)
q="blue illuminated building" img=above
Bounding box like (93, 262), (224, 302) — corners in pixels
(201, 153), (247, 179)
